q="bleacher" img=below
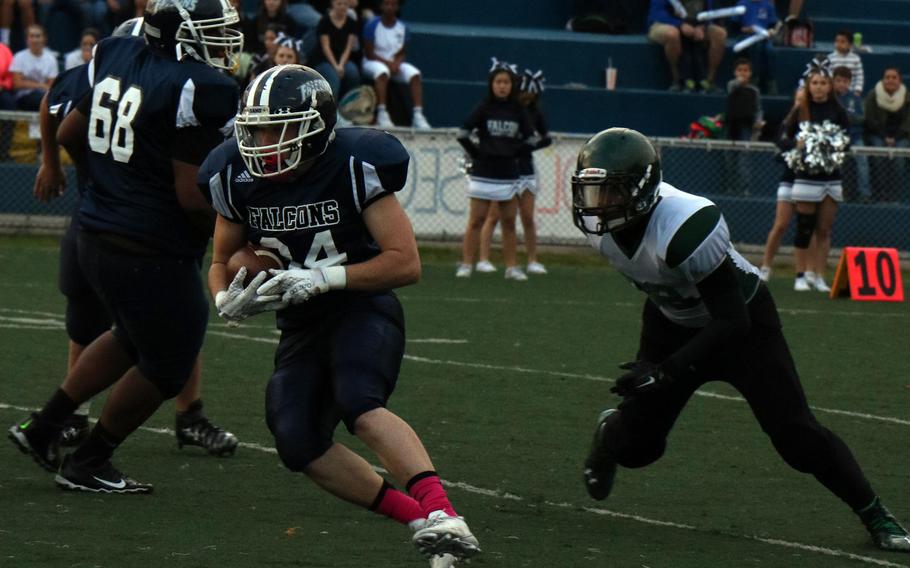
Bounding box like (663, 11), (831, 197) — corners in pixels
(403, 0), (910, 137)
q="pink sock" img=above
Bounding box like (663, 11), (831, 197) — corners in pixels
(371, 482), (424, 526)
(407, 472), (457, 518)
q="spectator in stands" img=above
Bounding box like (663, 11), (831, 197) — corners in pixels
(10, 24), (57, 111)
(456, 61), (536, 281)
(777, 60), (848, 292)
(833, 66), (870, 202)
(0, 0), (35, 47)
(864, 66), (910, 202)
(287, 1), (324, 55)
(64, 28), (99, 71)
(312, 0), (360, 101)
(252, 0), (298, 54)
(725, 57), (763, 141)
(477, 68), (552, 276)
(362, 0), (430, 129)
(735, 0), (779, 94)
(828, 30), (863, 96)
(0, 40), (12, 110)
(646, 0), (727, 92)
(250, 30), (300, 79)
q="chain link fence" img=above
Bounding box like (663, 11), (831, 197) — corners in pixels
(1, 112), (908, 257)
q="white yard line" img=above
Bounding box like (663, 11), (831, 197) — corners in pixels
(0, 401), (905, 567)
(3, 311), (909, 428)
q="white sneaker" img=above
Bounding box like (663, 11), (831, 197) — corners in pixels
(814, 276), (831, 293)
(759, 265), (771, 282)
(526, 261), (547, 275)
(376, 108), (393, 128)
(794, 276), (811, 291)
(474, 260), (496, 273)
(504, 266), (528, 281)
(455, 264), (472, 278)
(413, 110), (431, 130)
(430, 553), (458, 568)
(412, 511), (481, 560)
(804, 271), (817, 289)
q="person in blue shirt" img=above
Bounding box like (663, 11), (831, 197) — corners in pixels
(647, 0), (728, 92)
(735, 0), (780, 94)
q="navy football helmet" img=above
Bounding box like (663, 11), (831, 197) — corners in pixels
(143, 0), (243, 70)
(235, 65), (337, 178)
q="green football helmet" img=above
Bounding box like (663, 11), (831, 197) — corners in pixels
(571, 128), (662, 235)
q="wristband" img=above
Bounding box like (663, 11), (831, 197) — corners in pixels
(322, 266), (347, 289)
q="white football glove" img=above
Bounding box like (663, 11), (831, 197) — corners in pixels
(257, 266), (346, 306)
(215, 268), (288, 325)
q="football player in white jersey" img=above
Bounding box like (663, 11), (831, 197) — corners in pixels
(574, 128), (910, 552)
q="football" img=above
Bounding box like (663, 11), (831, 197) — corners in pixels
(226, 245), (285, 285)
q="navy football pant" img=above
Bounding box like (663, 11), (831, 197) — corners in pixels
(77, 231), (208, 399)
(59, 219), (110, 346)
(604, 284), (875, 510)
(265, 292), (405, 471)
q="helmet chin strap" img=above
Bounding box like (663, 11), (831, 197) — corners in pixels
(171, 1), (208, 64)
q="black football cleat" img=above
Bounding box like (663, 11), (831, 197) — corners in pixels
(55, 455), (153, 494)
(176, 413), (238, 457)
(858, 498), (910, 552)
(59, 414), (91, 447)
(584, 409), (618, 501)
(8, 413), (61, 472)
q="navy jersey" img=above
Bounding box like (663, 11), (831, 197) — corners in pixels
(200, 127), (409, 329)
(78, 36), (239, 258)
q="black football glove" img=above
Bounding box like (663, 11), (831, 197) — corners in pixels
(610, 360), (673, 397)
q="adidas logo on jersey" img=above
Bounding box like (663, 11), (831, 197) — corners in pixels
(234, 170), (254, 184)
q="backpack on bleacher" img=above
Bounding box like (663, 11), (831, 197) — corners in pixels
(776, 19), (814, 48)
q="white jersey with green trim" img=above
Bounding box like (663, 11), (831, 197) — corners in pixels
(586, 182), (761, 328)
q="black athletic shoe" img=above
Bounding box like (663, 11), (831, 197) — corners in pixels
(859, 498), (910, 552)
(55, 455), (153, 494)
(59, 414), (91, 447)
(176, 413), (238, 457)
(8, 413), (61, 472)
(583, 409), (618, 501)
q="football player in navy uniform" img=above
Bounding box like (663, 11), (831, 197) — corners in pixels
(575, 128), (910, 552)
(8, 0), (243, 494)
(199, 64), (481, 565)
(30, 15), (239, 457)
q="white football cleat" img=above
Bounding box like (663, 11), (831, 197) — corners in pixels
(504, 266), (528, 281)
(412, 511), (481, 560)
(526, 261), (547, 275)
(474, 260), (496, 273)
(455, 264), (472, 278)
(814, 276), (831, 293)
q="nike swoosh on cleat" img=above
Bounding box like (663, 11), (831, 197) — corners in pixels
(636, 376), (657, 389)
(92, 476), (127, 490)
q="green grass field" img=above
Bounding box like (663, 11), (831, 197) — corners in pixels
(1, 235), (909, 568)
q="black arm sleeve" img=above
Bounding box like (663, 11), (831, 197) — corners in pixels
(457, 104), (484, 157)
(775, 109), (799, 152)
(664, 257), (752, 374)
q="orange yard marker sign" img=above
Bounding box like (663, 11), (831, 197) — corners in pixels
(830, 247), (904, 302)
